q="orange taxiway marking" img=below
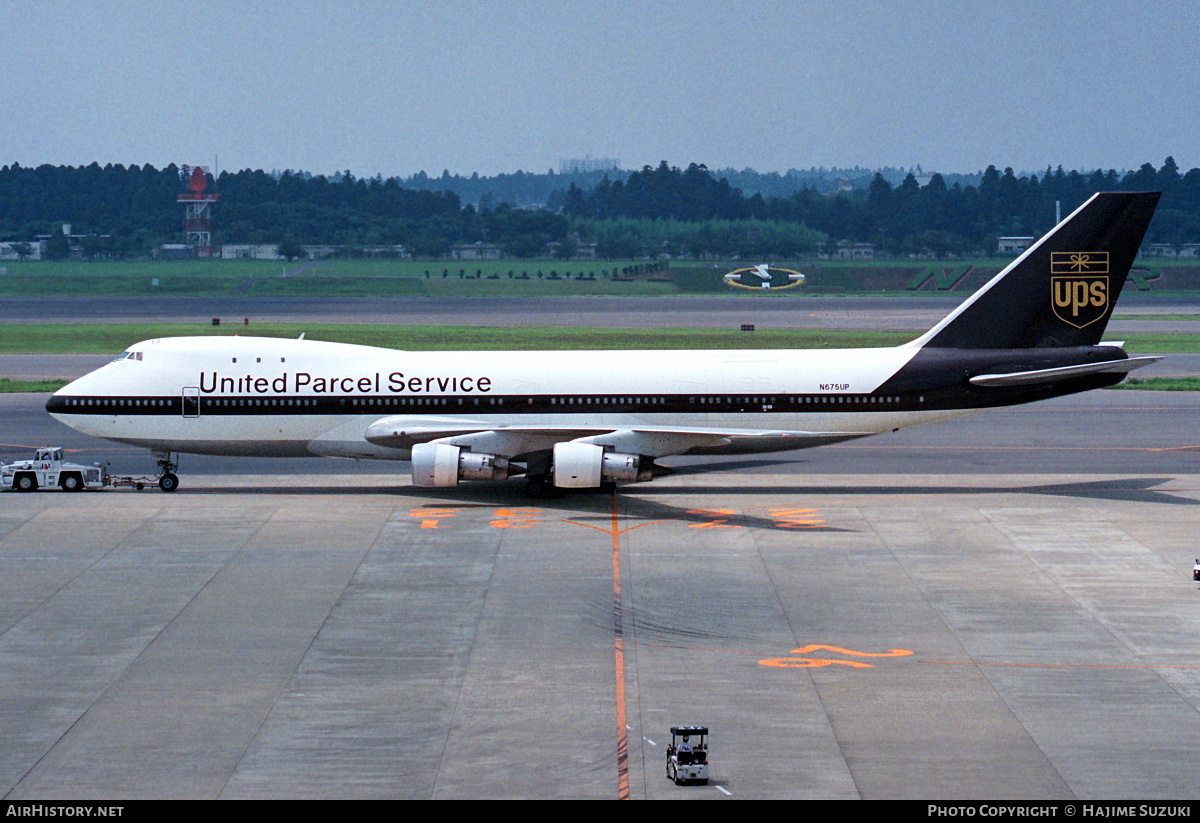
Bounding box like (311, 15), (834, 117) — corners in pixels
(408, 507), (461, 529)
(759, 644), (914, 669)
(490, 507), (540, 529)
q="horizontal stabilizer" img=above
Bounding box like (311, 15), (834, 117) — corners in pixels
(968, 356), (1160, 388)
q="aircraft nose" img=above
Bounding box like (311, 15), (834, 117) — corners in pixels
(45, 378), (78, 414)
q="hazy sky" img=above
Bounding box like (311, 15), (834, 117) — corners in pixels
(2, 0), (1196, 178)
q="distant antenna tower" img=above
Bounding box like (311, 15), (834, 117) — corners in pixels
(177, 166), (219, 258)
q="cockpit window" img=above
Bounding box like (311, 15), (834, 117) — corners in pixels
(113, 351), (144, 362)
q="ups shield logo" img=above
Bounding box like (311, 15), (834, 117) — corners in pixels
(1051, 252), (1109, 329)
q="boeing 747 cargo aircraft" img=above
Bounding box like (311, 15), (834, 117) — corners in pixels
(45, 192), (1160, 495)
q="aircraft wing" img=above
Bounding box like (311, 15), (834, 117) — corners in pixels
(363, 416), (872, 458)
(363, 417), (605, 451)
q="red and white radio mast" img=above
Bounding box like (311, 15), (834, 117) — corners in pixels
(177, 166), (219, 258)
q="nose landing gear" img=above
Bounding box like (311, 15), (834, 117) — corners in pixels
(154, 451), (180, 493)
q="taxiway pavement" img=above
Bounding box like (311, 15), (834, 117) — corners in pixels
(1, 469), (1197, 799)
(1, 386), (1198, 798)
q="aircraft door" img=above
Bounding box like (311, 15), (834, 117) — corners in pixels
(182, 387), (200, 418)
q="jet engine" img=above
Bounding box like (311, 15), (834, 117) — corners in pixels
(411, 443), (510, 487)
(552, 442), (649, 488)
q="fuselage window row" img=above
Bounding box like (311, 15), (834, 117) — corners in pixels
(57, 393), (925, 413)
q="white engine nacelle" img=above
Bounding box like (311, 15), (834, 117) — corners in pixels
(552, 442), (645, 488)
(411, 443), (510, 487)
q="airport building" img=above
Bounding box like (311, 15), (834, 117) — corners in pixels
(1148, 242), (1200, 257)
(998, 236), (1036, 254)
(450, 242), (504, 261)
(0, 240), (42, 260)
(835, 240), (876, 259)
(221, 244), (282, 260)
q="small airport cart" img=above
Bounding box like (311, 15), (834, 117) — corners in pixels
(666, 725), (709, 785)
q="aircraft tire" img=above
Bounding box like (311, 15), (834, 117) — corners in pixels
(525, 477), (554, 499)
(158, 473), (179, 493)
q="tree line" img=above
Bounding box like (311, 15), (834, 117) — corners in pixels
(398, 163), (984, 206)
(564, 159), (1200, 256)
(0, 158), (1196, 260)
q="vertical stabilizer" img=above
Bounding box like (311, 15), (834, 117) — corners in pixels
(910, 192), (1160, 349)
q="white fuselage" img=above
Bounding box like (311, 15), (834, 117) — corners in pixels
(48, 335), (972, 460)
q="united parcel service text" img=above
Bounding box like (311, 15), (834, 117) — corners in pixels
(199, 372), (494, 395)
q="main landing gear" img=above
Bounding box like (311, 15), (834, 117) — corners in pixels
(153, 451), (180, 493)
(524, 475), (565, 499)
(524, 476), (618, 498)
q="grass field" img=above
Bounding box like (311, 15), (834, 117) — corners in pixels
(0, 259), (677, 298)
(3, 258), (1198, 298)
(1, 322), (1197, 355)
(0, 378), (68, 393)
(1107, 376), (1200, 391)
